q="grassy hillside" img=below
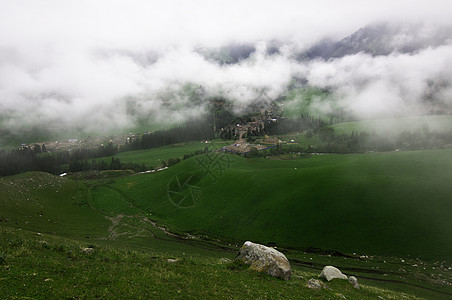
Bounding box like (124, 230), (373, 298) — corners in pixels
(108, 149), (452, 261)
(0, 171), (237, 257)
(1, 162), (452, 298)
(330, 115), (452, 135)
(1, 227), (425, 299)
(98, 141), (231, 168)
(281, 87), (333, 118)
(0, 172), (109, 239)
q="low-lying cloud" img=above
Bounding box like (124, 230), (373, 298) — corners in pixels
(1, 0), (452, 138)
(305, 45), (452, 118)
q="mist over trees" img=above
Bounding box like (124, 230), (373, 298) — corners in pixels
(2, 108), (452, 177)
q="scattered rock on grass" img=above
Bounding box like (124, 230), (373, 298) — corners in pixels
(320, 266), (348, 281)
(167, 258), (179, 263)
(234, 241), (291, 280)
(80, 247), (95, 254)
(348, 276), (360, 289)
(305, 278), (327, 290)
(218, 258), (232, 264)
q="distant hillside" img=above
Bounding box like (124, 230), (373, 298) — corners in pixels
(330, 115), (452, 135)
(195, 23), (452, 64)
(299, 22), (452, 60)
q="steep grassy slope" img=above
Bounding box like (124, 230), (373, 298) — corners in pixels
(0, 171), (237, 257)
(109, 149), (452, 260)
(1, 227), (419, 299)
(0, 172), (110, 239)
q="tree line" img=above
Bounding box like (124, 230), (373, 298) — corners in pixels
(122, 118), (214, 151)
(242, 126), (452, 158)
(0, 141), (121, 176)
(0, 120), (215, 177)
(2, 110), (452, 176)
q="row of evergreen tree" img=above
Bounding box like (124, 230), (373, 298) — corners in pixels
(0, 141), (121, 176)
(242, 127), (452, 158)
(0, 123), (216, 177)
(123, 118), (214, 151)
(0, 111), (328, 176)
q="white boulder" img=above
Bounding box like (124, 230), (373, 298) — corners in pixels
(234, 241), (291, 280)
(319, 266), (348, 281)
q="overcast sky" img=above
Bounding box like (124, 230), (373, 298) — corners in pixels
(1, 0), (451, 134)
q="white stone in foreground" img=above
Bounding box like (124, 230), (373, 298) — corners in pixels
(319, 266), (348, 281)
(234, 241), (291, 280)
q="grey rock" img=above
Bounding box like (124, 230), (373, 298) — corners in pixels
(348, 276), (360, 289)
(320, 266), (348, 281)
(218, 258), (232, 264)
(234, 241), (291, 280)
(80, 247), (94, 254)
(305, 278), (326, 290)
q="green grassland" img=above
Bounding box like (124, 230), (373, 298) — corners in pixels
(109, 149), (452, 261)
(2, 227), (425, 300)
(330, 115), (452, 136)
(1, 142), (452, 298)
(98, 141), (231, 168)
(0, 171), (237, 258)
(1, 169), (451, 299)
(0, 172), (110, 239)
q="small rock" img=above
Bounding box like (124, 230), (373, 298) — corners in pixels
(348, 276), (360, 289)
(218, 258), (232, 264)
(305, 278), (326, 290)
(336, 293), (346, 299)
(80, 247), (94, 254)
(234, 241), (291, 280)
(167, 258), (178, 263)
(320, 266), (348, 281)
(44, 278), (53, 282)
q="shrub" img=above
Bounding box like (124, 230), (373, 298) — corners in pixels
(0, 251), (6, 264)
